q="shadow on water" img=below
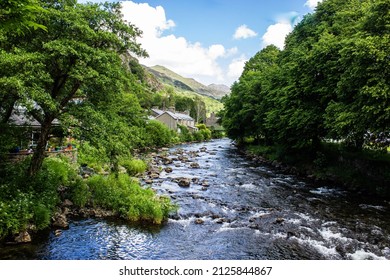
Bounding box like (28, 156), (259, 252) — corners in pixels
(1, 139), (390, 260)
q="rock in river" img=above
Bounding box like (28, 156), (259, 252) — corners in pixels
(164, 167), (173, 173)
(14, 231), (32, 243)
(190, 162), (200, 169)
(52, 212), (69, 229)
(177, 177), (191, 187)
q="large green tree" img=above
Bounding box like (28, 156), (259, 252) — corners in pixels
(0, 0), (147, 175)
(222, 45), (280, 143)
(223, 0), (389, 152)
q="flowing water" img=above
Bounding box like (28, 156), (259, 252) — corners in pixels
(1, 139), (390, 260)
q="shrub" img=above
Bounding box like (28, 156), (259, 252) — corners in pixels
(193, 131), (204, 142)
(32, 203), (52, 230)
(145, 120), (172, 147)
(86, 173), (176, 224)
(77, 141), (108, 171)
(196, 124), (212, 140)
(69, 177), (90, 207)
(120, 158), (147, 176)
(0, 156), (80, 239)
(178, 124), (193, 142)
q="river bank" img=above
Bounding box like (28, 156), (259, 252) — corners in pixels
(238, 143), (390, 199)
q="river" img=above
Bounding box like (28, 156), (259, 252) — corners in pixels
(1, 138), (389, 260)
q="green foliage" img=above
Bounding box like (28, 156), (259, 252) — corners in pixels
(178, 124), (193, 142)
(0, 156), (79, 238)
(223, 0), (389, 153)
(192, 131), (204, 142)
(196, 123), (212, 140)
(32, 203), (51, 230)
(77, 141), (108, 172)
(120, 158), (147, 176)
(69, 177), (90, 208)
(211, 129), (225, 139)
(0, 0), (47, 34)
(86, 174), (176, 224)
(144, 120), (173, 148)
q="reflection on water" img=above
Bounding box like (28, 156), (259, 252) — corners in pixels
(1, 139), (390, 260)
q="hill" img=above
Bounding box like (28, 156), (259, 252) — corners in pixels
(146, 65), (229, 100)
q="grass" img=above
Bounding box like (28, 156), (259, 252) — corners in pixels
(86, 174), (176, 224)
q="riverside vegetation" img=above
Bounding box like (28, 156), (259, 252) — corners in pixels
(222, 0), (390, 197)
(0, 1), (217, 243)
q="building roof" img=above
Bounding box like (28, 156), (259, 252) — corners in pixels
(8, 107), (60, 128)
(173, 112), (194, 121)
(151, 108), (165, 116)
(153, 109), (194, 121)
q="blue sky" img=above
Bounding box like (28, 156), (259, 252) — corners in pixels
(79, 0), (322, 86)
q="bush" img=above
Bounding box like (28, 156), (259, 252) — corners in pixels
(78, 141), (108, 172)
(196, 124), (212, 140)
(145, 120), (172, 147)
(69, 177), (90, 207)
(86, 173), (176, 224)
(120, 158), (147, 176)
(0, 156), (80, 239)
(178, 124), (193, 142)
(193, 131), (204, 142)
(211, 129), (224, 139)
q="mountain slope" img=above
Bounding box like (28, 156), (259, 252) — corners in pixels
(146, 65), (229, 100)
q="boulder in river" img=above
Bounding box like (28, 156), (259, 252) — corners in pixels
(149, 173), (160, 179)
(52, 212), (69, 229)
(274, 217), (285, 224)
(190, 162), (200, 169)
(199, 147), (207, 152)
(177, 177), (191, 187)
(191, 177), (200, 184)
(164, 167), (173, 173)
(201, 180), (210, 187)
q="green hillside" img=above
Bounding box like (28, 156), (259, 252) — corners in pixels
(147, 65), (229, 100)
(144, 65), (225, 116)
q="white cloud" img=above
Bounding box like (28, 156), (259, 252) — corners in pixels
(120, 1), (229, 85)
(233, 25), (258, 40)
(227, 55), (248, 80)
(208, 44), (226, 60)
(304, 0), (323, 10)
(261, 21), (293, 50)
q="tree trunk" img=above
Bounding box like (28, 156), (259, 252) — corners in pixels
(28, 118), (53, 176)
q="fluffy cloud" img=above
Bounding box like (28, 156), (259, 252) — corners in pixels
(304, 0), (323, 10)
(120, 1), (231, 85)
(261, 21), (293, 50)
(261, 12), (300, 50)
(227, 55), (247, 80)
(233, 25), (258, 40)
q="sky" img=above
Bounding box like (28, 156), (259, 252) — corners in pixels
(79, 0), (323, 86)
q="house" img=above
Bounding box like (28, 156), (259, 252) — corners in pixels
(151, 107), (198, 132)
(8, 106), (60, 148)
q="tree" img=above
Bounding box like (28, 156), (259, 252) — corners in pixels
(0, 0), (47, 34)
(193, 96), (206, 123)
(222, 45), (280, 143)
(223, 0), (389, 153)
(323, 0), (390, 149)
(0, 0), (147, 176)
